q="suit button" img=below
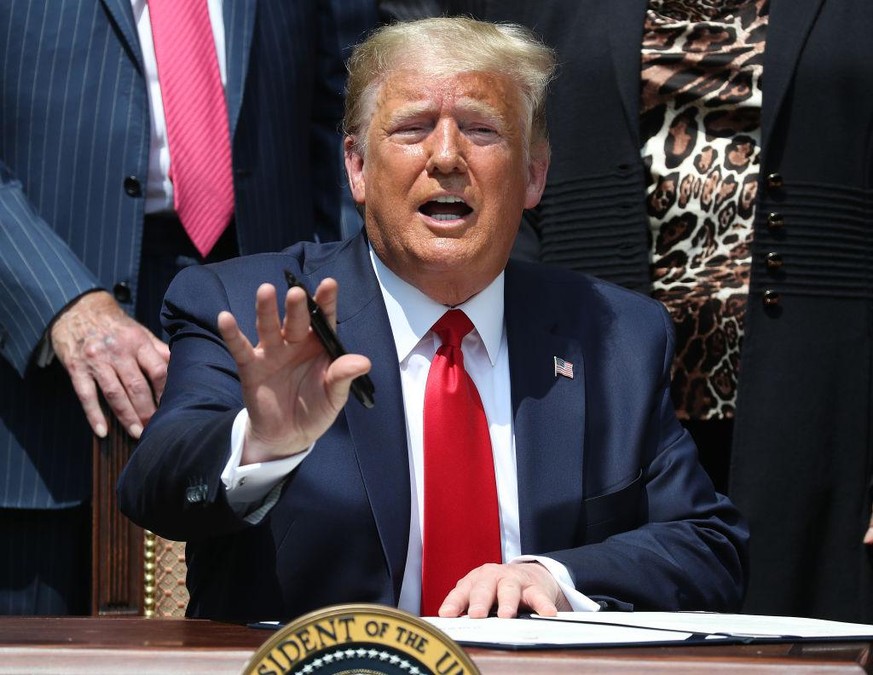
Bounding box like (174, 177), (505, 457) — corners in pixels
(762, 290), (781, 306)
(186, 484), (208, 504)
(767, 212), (784, 229)
(766, 172), (783, 190)
(113, 281), (132, 303)
(123, 176), (142, 197)
(766, 252), (784, 270)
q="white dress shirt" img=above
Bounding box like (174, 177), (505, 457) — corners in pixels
(221, 248), (600, 614)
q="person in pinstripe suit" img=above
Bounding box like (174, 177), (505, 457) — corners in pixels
(0, 0), (378, 615)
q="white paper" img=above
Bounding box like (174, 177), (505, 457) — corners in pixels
(424, 612), (873, 648)
(425, 615), (696, 647)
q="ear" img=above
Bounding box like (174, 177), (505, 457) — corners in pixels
(523, 141), (550, 209)
(344, 136), (366, 205)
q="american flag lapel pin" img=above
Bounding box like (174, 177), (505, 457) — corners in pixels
(554, 356), (574, 379)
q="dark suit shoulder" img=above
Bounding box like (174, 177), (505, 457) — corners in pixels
(169, 237), (356, 291)
(163, 235), (374, 332)
(506, 259), (669, 321)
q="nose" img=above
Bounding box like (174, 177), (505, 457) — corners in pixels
(425, 120), (467, 175)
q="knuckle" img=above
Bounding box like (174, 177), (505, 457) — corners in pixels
(82, 339), (105, 359)
(146, 359), (169, 380)
(120, 324), (144, 344)
(101, 382), (125, 402)
(125, 375), (149, 397)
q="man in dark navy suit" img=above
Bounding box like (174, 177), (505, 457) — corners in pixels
(0, 1), (379, 614)
(119, 17), (748, 622)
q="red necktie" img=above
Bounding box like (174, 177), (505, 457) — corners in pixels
(149, 0), (234, 257)
(420, 310), (501, 616)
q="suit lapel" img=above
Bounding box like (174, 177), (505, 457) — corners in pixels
(100, 0), (144, 72)
(223, 0), (257, 138)
(505, 265), (586, 555)
(761, 0), (824, 160)
(302, 235), (411, 603)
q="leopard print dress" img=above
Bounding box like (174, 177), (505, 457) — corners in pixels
(641, 0), (768, 420)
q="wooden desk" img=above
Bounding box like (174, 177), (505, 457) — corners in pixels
(0, 617), (870, 674)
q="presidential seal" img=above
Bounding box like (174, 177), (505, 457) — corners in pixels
(243, 604), (480, 675)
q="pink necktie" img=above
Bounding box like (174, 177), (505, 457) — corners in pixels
(149, 0), (234, 257)
(420, 310), (501, 616)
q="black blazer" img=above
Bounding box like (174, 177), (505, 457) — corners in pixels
(485, 0), (873, 623)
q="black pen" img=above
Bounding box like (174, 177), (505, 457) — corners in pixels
(284, 270), (375, 409)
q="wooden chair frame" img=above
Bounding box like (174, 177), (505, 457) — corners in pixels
(92, 415), (189, 617)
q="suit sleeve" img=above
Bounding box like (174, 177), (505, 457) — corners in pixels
(0, 162), (100, 376)
(117, 263), (257, 541)
(549, 305), (749, 612)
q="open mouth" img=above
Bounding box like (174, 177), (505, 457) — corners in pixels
(419, 195), (473, 221)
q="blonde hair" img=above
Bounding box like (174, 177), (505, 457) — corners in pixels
(343, 17), (557, 156)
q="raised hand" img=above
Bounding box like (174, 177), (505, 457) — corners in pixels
(217, 278), (371, 465)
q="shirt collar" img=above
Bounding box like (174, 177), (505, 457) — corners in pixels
(369, 247), (505, 366)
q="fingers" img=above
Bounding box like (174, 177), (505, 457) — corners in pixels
(56, 275), (349, 444)
(67, 351), (142, 438)
(63, 323), (160, 438)
(282, 277), (342, 347)
(255, 283), (286, 350)
(282, 283), (314, 345)
(438, 565), (504, 618)
(141, 333), (171, 403)
(94, 334), (161, 437)
(313, 278), (339, 329)
(50, 291), (172, 438)
(323, 354), (372, 411)
(67, 368), (109, 438)
(437, 563), (561, 619)
(494, 574), (526, 618)
(221, 282), (329, 373)
(278, 276), (340, 349)
(218, 310), (255, 368)
(311, 278), (370, 411)
(468, 578), (501, 619)
(512, 562), (561, 617)
(518, 585), (559, 618)
(222, 275), (368, 462)
(282, 277), (369, 410)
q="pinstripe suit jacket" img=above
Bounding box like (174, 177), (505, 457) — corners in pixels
(0, 0), (377, 509)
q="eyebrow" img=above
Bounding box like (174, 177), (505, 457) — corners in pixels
(457, 97), (505, 122)
(386, 97), (505, 125)
(386, 102), (435, 125)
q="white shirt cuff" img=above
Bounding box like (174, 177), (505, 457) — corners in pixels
(221, 409), (312, 521)
(512, 554), (601, 613)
